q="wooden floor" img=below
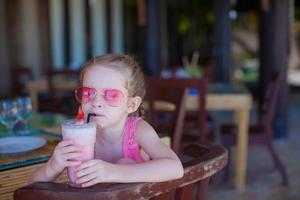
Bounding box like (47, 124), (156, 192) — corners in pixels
(207, 94), (300, 200)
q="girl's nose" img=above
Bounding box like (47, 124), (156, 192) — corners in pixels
(92, 103), (102, 108)
(91, 94), (103, 108)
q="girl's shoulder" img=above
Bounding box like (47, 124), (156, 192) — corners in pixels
(135, 118), (159, 142)
(136, 118), (155, 132)
(124, 117), (155, 139)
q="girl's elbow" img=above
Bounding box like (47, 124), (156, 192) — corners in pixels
(28, 171), (42, 185)
(178, 166), (184, 179)
(174, 162), (184, 179)
(27, 175), (36, 185)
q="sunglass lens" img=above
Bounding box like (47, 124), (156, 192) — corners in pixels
(75, 87), (96, 103)
(103, 89), (125, 106)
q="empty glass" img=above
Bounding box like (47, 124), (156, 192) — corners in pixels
(0, 100), (19, 135)
(16, 96), (33, 134)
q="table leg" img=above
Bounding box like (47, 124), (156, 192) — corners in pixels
(234, 109), (249, 190)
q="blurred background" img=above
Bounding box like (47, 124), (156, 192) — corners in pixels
(1, 0), (299, 135)
(0, 0), (300, 199)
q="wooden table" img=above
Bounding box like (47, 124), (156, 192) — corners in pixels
(0, 128), (67, 200)
(188, 84), (252, 190)
(26, 79), (252, 189)
(14, 143), (228, 200)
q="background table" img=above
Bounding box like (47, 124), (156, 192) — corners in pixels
(188, 83), (252, 189)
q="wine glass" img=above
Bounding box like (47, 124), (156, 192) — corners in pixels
(0, 100), (20, 136)
(15, 96), (33, 134)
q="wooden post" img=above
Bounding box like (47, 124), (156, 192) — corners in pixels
(159, 0), (168, 70)
(146, 0), (161, 76)
(38, 0), (51, 71)
(49, 0), (65, 68)
(0, 0), (11, 96)
(111, 0), (124, 53)
(90, 0), (107, 56)
(259, 0), (291, 138)
(213, 0), (231, 82)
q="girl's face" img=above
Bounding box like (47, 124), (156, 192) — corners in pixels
(80, 65), (130, 129)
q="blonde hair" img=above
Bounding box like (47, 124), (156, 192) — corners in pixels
(79, 54), (146, 116)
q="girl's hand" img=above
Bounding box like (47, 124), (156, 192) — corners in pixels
(47, 140), (82, 175)
(76, 159), (114, 187)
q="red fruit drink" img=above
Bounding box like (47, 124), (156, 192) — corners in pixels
(61, 120), (96, 187)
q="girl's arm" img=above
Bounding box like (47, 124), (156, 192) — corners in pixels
(114, 119), (184, 182)
(28, 159), (61, 184)
(28, 140), (81, 184)
(76, 120), (184, 186)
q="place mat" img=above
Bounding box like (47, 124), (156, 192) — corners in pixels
(0, 129), (62, 171)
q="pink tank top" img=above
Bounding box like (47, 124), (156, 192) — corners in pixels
(122, 116), (145, 163)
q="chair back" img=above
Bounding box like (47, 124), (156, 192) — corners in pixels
(147, 77), (207, 141)
(145, 77), (188, 153)
(46, 68), (79, 97)
(11, 66), (33, 97)
(260, 72), (281, 137)
(14, 143), (228, 200)
(45, 68), (80, 115)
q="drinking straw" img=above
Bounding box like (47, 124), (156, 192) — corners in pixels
(87, 113), (96, 123)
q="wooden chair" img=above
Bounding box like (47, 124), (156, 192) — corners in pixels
(221, 72), (288, 185)
(146, 77), (208, 151)
(11, 66), (33, 97)
(144, 77), (188, 153)
(14, 142), (228, 200)
(43, 68), (80, 116)
(168, 68), (215, 141)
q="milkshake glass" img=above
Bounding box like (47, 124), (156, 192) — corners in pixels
(61, 120), (96, 187)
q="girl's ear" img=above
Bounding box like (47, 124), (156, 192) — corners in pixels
(127, 96), (142, 114)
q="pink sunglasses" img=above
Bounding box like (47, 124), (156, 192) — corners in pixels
(74, 87), (126, 106)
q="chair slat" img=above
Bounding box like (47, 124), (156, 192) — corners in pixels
(175, 184), (194, 200)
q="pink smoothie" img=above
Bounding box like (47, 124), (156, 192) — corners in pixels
(61, 120), (96, 187)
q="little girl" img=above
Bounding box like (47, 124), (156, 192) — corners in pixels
(29, 54), (184, 187)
